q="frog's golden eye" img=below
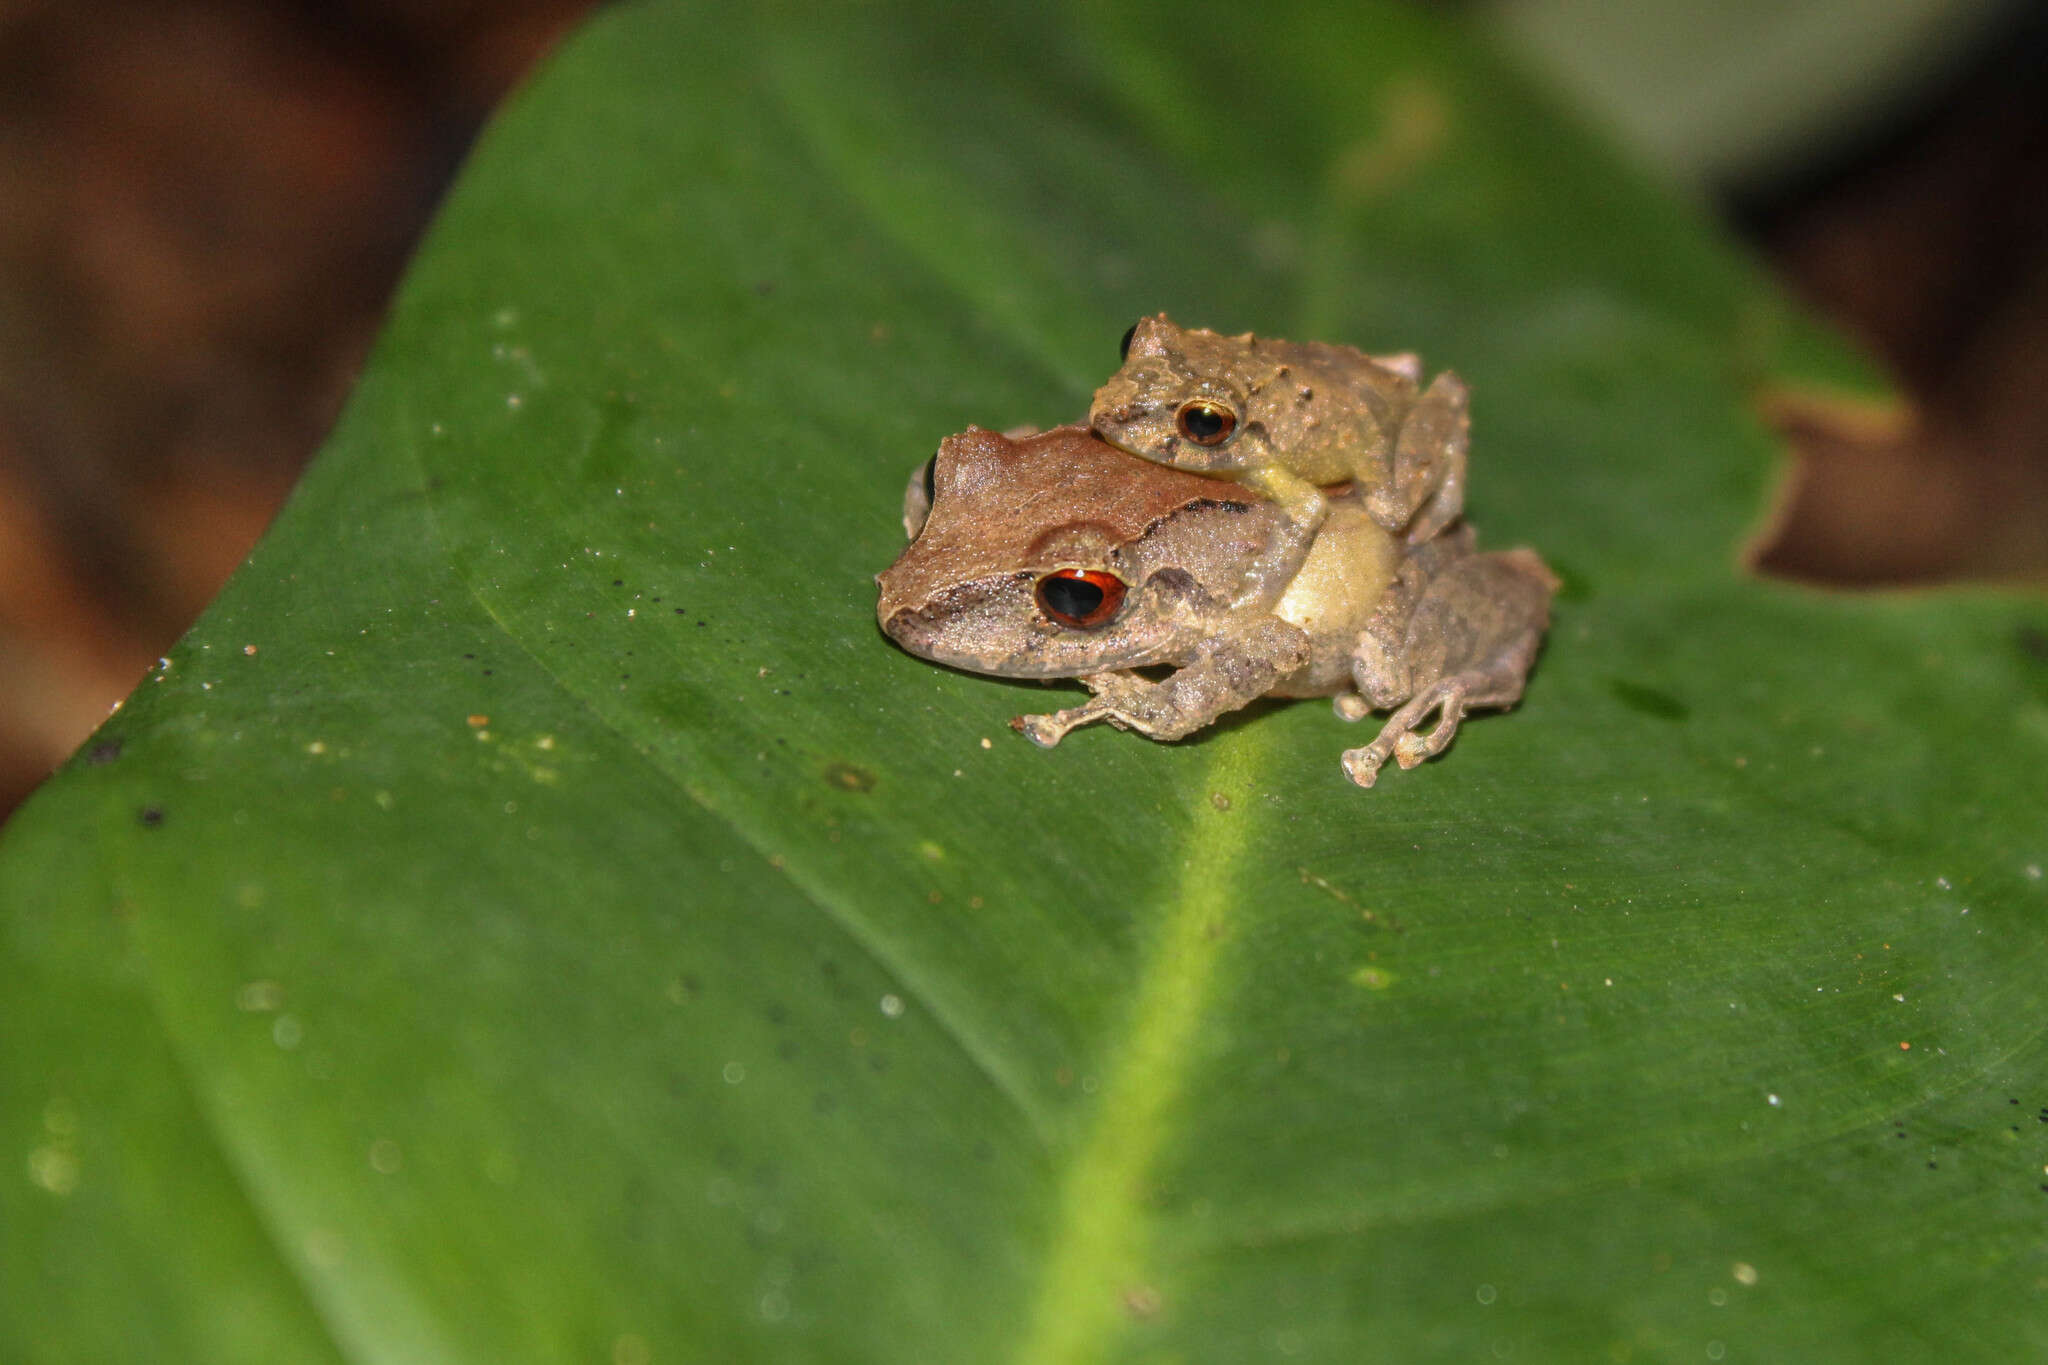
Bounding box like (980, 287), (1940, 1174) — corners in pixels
(1035, 569), (1127, 629)
(1175, 399), (1237, 446)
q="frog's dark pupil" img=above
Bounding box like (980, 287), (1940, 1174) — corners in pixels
(1040, 574), (1104, 621)
(921, 456), (937, 508)
(1119, 322), (1138, 361)
(1182, 404), (1228, 440)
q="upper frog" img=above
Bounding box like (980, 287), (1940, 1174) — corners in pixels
(1089, 314), (1470, 558)
(877, 424), (1554, 787)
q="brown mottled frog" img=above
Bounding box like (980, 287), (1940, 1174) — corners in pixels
(876, 425), (1553, 787)
(1090, 314), (1470, 603)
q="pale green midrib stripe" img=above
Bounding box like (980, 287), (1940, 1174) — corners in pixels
(1011, 782), (1251, 1365)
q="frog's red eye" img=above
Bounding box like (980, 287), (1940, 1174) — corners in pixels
(1035, 569), (1127, 628)
(1175, 399), (1237, 446)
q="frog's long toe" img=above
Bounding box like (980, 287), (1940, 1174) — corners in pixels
(1012, 700), (1111, 747)
(1011, 712), (1067, 747)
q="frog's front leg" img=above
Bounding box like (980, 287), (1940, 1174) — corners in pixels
(1008, 673), (1134, 748)
(1012, 617), (1312, 747)
(1233, 465), (1328, 607)
(1339, 547), (1554, 787)
(1365, 371), (1468, 543)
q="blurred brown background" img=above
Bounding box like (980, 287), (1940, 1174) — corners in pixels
(1, 0), (2044, 822)
(0, 0), (590, 819)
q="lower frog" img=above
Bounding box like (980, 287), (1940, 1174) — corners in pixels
(876, 424), (1555, 787)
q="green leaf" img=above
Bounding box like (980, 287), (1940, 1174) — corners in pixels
(7, 1), (2047, 1361)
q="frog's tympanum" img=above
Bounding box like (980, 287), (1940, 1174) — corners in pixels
(876, 424), (1553, 787)
(1090, 314), (1469, 602)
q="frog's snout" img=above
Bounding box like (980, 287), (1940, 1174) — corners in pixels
(881, 606), (916, 639)
(878, 603), (941, 658)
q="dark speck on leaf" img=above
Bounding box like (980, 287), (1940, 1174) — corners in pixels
(1607, 678), (1689, 722)
(2017, 623), (2048, 663)
(612, 579), (623, 587)
(138, 805), (164, 828)
(87, 740), (123, 765)
(825, 762), (876, 794)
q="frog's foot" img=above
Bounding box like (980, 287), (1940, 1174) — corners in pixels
(1013, 672), (1155, 746)
(1339, 678), (1472, 787)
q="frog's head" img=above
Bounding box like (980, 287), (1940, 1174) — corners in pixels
(1088, 314), (1273, 473)
(1092, 314), (1417, 485)
(876, 425), (1281, 678)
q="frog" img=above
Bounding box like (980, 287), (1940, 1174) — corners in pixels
(1088, 313), (1470, 604)
(876, 424), (1554, 787)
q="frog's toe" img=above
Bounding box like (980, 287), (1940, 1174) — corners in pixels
(1010, 713), (1065, 748)
(1340, 743), (1389, 788)
(1332, 692), (1373, 722)
(1393, 731), (1434, 768)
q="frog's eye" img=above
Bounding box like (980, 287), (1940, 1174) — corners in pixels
(1118, 322), (1139, 362)
(1035, 569), (1127, 629)
(1175, 399), (1238, 446)
(920, 455), (938, 507)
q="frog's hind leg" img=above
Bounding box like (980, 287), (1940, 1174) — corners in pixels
(1340, 547), (1554, 788)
